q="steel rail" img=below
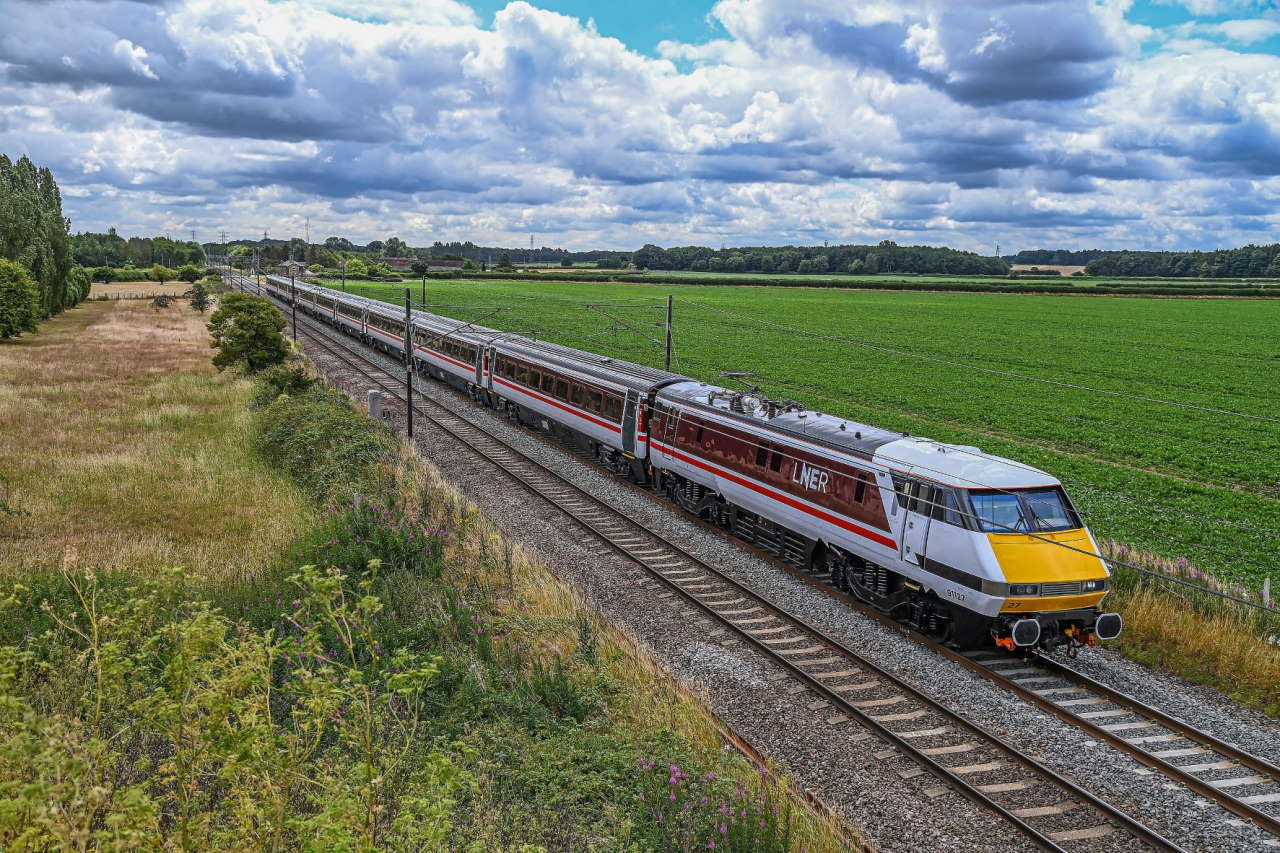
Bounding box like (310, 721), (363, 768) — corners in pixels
(231, 272), (1185, 853)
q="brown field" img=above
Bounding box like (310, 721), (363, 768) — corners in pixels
(89, 281), (190, 299)
(0, 299), (316, 581)
(1011, 263), (1087, 275)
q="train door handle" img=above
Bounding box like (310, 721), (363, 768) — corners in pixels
(908, 521), (914, 529)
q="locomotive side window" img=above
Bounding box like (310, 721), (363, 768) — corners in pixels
(931, 487), (964, 526)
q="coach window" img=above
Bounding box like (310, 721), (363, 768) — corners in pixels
(604, 396), (623, 422)
(570, 384), (584, 406)
(554, 379), (569, 400)
(542, 373), (555, 393)
(528, 369), (540, 389)
(755, 443), (769, 467)
(505, 361), (516, 379)
(588, 390), (603, 413)
(854, 473), (867, 503)
(769, 450), (783, 473)
(516, 365), (528, 384)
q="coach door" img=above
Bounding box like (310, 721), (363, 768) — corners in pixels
(621, 391), (639, 456)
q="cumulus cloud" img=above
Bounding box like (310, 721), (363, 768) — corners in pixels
(0, 0), (1276, 251)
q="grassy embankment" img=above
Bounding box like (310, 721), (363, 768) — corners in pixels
(346, 277), (1280, 715)
(0, 297), (851, 850)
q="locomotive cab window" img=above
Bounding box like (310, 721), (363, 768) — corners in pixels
(967, 487), (1079, 533)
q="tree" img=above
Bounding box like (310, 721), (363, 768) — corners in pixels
(0, 258), (40, 339)
(207, 292), (289, 373)
(149, 264), (176, 284)
(497, 252), (511, 269)
(177, 264), (203, 283)
(368, 262), (394, 277)
(93, 266), (116, 283)
(560, 257), (574, 267)
(410, 261), (429, 277)
(383, 236), (408, 257)
(344, 256), (368, 277)
(190, 280), (211, 313)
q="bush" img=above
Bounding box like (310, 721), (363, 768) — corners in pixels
(93, 266), (117, 283)
(251, 362), (316, 407)
(207, 292), (290, 373)
(0, 258), (40, 339)
(177, 264), (203, 283)
(67, 265), (91, 305)
(147, 264), (177, 284)
(252, 386), (397, 503)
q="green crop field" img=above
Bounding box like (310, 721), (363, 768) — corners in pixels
(339, 277), (1280, 593)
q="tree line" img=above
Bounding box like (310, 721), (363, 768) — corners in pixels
(73, 228), (205, 269)
(631, 241), (1009, 275)
(1084, 244), (1280, 278)
(0, 154), (90, 338)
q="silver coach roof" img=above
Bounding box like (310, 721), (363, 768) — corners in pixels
(658, 381), (902, 460)
(497, 337), (688, 393)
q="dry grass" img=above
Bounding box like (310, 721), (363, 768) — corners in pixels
(0, 299), (316, 582)
(390, 451), (858, 852)
(1109, 584), (1280, 716)
(89, 281), (190, 299)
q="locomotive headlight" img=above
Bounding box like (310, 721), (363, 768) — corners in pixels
(1008, 584), (1039, 597)
(1082, 579), (1108, 593)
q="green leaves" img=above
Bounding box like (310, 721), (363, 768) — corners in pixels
(207, 292), (290, 374)
(0, 259), (40, 340)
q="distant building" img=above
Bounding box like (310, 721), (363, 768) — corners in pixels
(278, 260), (307, 276)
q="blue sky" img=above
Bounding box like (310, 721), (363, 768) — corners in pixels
(2, 0), (1279, 252)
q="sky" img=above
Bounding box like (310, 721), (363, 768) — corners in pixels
(2, 0), (1278, 253)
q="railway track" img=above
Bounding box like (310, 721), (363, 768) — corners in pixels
(230, 272), (1189, 853)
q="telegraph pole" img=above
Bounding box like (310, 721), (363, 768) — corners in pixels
(420, 272), (426, 310)
(290, 271), (297, 342)
(664, 295), (673, 372)
(404, 288), (414, 439)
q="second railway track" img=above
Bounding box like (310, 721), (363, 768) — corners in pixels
(230, 272), (1204, 853)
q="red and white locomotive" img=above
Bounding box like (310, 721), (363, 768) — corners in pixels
(260, 273), (1121, 652)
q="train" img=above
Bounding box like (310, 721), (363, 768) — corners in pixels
(250, 272), (1122, 652)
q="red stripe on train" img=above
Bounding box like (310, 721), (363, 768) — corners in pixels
(650, 439), (896, 550)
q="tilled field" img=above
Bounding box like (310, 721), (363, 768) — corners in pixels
(298, 317), (1279, 853)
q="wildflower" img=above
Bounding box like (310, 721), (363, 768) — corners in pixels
(707, 844), (715, 850)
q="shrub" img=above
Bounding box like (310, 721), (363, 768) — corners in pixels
(0, 258), (40, 339)
(207, 292), (290, 373)
(177, 264), (203, 283)
(190, 279), (211, 313)
(148, 264), (177, 284)
(251, 362), (316, 407)
(252, 387), (397, 503)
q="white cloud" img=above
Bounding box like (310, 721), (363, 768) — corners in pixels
(0, 0), (1276, 252)
(1213, 18), (1280, 43)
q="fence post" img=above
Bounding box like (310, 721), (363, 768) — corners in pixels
(1265, 577), (1272, 608)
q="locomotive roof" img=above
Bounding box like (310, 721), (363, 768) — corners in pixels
(658, 381), (901, 460)
(659, 381), (1060, 488)
(497, 337), (687, 393)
